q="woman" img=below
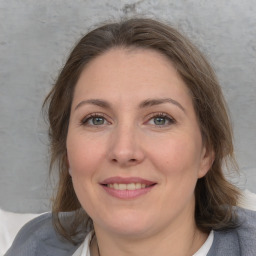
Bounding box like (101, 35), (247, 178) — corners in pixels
(5, 18), (256, 256)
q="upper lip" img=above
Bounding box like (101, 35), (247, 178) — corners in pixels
(100, 176), (156, 186)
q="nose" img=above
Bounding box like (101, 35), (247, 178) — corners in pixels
(108, 124), (145, 167)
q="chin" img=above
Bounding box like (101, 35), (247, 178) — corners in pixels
(96, 212), (155, 238)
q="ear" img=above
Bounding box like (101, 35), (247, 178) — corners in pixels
(198, 145), (215, 178)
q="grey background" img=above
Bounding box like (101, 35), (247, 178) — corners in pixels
(0, 0), (255, 213)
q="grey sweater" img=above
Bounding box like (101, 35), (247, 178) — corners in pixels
(5, 208), (256, 256)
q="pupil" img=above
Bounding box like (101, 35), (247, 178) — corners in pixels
(93, 117), (104, 125)
(154, 117), (165, 125)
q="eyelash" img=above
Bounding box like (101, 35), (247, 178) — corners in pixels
(80, 113), (110, 126)
(146, 112), (176, 127)
(80, 112), (176, 127)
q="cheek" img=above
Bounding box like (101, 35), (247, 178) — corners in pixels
(148, 134), (202, 177)
(66, 133), (104, 176)
(66, 134), (103, 211)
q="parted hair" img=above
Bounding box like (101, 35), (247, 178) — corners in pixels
(43, 18), (240, 243)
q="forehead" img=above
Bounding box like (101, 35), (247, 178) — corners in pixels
(73, 47), (192, 106)
(82, 47), (176, 76)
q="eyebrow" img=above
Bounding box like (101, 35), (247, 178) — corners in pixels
(139, 98), (186, 112)
(75, 97), (185, 113)
(75, 99), (111, 110)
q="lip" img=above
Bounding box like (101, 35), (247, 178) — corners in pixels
(100, 176), (157, 200)
(100, 176), (156, 186)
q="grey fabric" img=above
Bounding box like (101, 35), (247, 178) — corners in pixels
(4, 213), (81, 256)
(5, 208), (256, 256)
(207, 208), (256, 256)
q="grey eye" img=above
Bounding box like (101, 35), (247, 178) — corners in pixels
(92, 117), (105, 125)
(154, 117), (167, 125)
(81, 115), (108, 126)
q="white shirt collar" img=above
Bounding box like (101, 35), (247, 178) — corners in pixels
(193, 230), (214, 256)
(73, 230), (214, 256)
(72, 231), (93, 256)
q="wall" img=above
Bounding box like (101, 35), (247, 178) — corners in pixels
(0, 0), (255, 213)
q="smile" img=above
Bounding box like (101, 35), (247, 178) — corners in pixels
(106, 183), (150, 190)
(100, 177), (156, 199)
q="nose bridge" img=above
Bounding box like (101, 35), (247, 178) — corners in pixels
(108, 119), (144, 166)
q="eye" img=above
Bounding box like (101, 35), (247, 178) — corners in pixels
(147, 113), (175, 127)
(81, 113), (110, 126)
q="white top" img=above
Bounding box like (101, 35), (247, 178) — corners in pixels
(193, 230), (214, 256)
(72, 230), (214, 256)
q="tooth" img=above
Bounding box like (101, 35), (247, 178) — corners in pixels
(135, 183), (142, 189)
(127, 183), (136, 190)
(108, 183), (149, 190)
(119, 184), (127, 190)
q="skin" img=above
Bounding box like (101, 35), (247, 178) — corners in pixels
(66, 48), (214, 256)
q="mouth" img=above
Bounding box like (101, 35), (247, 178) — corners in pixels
(100, 177), (157, 199)
(103, 183), (155, 190)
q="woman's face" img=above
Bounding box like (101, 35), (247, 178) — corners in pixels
(67, 48), (212, 238)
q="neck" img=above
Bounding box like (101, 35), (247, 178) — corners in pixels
(91, 217), (208, 256)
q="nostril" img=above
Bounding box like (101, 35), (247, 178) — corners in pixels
(111, 158), (137, 164)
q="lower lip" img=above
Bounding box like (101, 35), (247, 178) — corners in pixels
(101, 185), (155, 199)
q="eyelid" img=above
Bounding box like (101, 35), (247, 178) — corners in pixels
(79, 112), (175, 127)
(145, 112), (176, 126)
(80, 112), (111, 126)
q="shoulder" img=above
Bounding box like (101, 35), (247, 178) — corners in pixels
(4, 212), (82, 256)
(234, 208), (256, 253)
(236, 207), (256, 232)
(208, 208), (256, 256)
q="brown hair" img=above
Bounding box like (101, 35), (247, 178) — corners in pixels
(43, 18), (240, 243)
